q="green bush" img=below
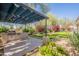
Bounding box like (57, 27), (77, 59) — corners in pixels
(23, 27), (35, 34)
(69, 32), (79, 51)
(23, 28), (29, 32)
(0, 26), (9, 33)
(39, 42), (68, 56)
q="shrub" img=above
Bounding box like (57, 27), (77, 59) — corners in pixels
(23, 27), (35, 35)
(48, 25), (60, 32)
(69, 32), (79, 51)
(23, 28), (29, 32)
(0, 26), (9, 33)
(35, 23), (45, 33)
(39, 42), (68, 56)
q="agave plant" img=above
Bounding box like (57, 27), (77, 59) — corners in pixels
(69, 32), (79, 51)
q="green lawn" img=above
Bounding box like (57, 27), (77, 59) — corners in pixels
(33, 32), (72, 39)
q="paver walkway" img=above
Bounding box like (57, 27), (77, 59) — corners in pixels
(0, 33), (42, 56)
(4, 37), (42, 56)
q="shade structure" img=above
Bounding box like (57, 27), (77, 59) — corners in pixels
(0, 3), (48, 56)
(0, 3), (48, 24)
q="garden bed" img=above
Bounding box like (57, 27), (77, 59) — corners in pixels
(29, 38), (79, 56)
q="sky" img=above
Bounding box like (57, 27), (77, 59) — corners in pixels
(36, 3), (79, 20)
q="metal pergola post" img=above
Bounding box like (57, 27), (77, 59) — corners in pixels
(45, 19), (47, 37)
(42, 18), (48, 45)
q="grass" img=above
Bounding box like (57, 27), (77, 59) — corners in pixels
(32, 32), (72, 39)
(48, 32), (72, 39)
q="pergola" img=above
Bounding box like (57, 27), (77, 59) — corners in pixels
(0, 3), (48, 56)
(0, 3), (48, 35)
(0, 3), (48, 24)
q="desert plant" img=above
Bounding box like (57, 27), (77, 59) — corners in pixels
(23, 27), (35, 35)
(69, 32), (79, 51)
(35, 23), (45, 33)
(39, 42), (68, 56)
(76, 16), (79, 31)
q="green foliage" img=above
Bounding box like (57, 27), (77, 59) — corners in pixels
(33, 33), (44, 37)
(23, 27), (35, 34)
(39, 3), (49, 13)
(69, 32), (79, 51)
(0, 26), (9, 33)
(48, 32), (71, 39)
(23, 28), (29, 32)
(58, 19), (66, 25)
(39, 42), (69, 56)
(7, 18), (13, 22)
(33, 32), (71, 39)
(47, 13), (58, 26)
(27, 3), (49, 14)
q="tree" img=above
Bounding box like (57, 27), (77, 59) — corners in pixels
(26, 3), (49, 14)
(76, 16), (79, 31)
(47, 13), (58, 26)
(58, 19), (65, 25)
(63, 19), (73, 31)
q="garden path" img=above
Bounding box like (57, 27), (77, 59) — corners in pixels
(55, 38), (79, 56)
